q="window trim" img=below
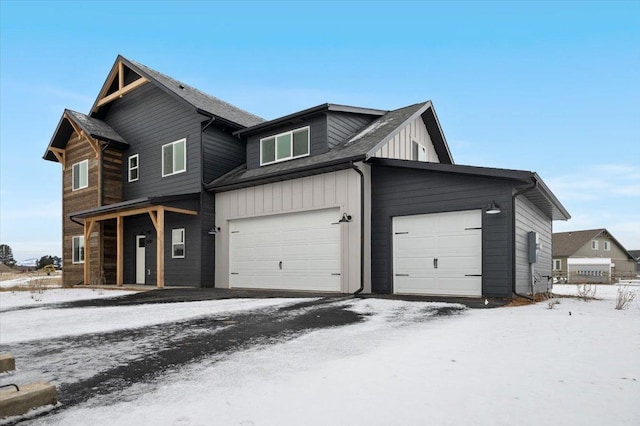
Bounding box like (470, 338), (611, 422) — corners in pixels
(128, 154), (139, 182)
(172, 228), (185, 259)
(260, 126), (310, 166)
(603, 241), (611, 251)
(72, 235), (85, 264)
(553, 259), (561, 270)
(72, 160), (89, 191)
(591, 240), (599, 250)
(162, 138), (187, 177)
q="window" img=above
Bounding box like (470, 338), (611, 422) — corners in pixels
(128, 154), (139, 182)
(162, 139), (186, 177)
(553, 259), (561, 270)
(412, 141), (427, 161)
(604, 241), (611, 251)
(172, 228), (185, 258)
(72, 236), (85, 264)
(72, 160), (88, 191)
(591, 240), (599, 250)
(260, 127), (309, 165)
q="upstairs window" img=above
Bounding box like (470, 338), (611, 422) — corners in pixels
(412, 141), (427, 161)
(72, 236), (85, 264)
(591, 240), (599, 250)
(260, 127), (310, 165)
(72, 160), (88, 191)
(128, 154), (139, 182)
(162, 139), (186, 177)
(172, 228), (185, 258)
(604, 241), (611, 251)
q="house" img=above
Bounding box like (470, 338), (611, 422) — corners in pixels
(44, 55), (570, 297)
(628, 250), (640, 277)
(552, 229), (637, 283)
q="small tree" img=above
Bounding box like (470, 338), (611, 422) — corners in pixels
(36, 255), (55, 269)
(0, 244), (16, 267)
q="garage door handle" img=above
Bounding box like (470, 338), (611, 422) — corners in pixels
(395, 274), (409, 277)
(434, 258), (438, 269)
(279, 261), (283, 270)
(465, 274), (482, 277)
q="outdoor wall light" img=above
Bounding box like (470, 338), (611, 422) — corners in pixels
(338, 213), (353, 223)
(486, 200), (501, 215)
(208, 226), (221, 235)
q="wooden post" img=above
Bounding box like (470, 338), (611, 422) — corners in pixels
(83, 220), (95, 285)
(116, 216), (123, 286)
(156, 207), (165, 288)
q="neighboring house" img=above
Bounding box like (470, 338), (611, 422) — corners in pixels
(45, 55), (570, 297)
(628, 250), (640, 277)
(552, 229), (637, 283)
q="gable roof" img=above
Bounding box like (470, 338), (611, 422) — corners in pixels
(43, 109), (128, 161)
(207, 101), (453, 191)
(91, 55), (265, 129)
(552, 228), (635, 259)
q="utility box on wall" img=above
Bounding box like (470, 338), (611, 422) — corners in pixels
(528, 231), (539, 264)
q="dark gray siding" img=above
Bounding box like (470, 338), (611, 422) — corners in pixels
(326, 112), (374, 149)
(164, 211), (201, 287)
(104, 83), (204, 199)
(203, 126), (246, 183)
(515, 195), (552, 294)
(245, 114), (327, 170)
(199, 191), (216, 288)
(123, 215), (157, 285)
(371, 165), (515, 297)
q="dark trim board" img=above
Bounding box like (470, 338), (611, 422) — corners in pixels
(371, 163), (516, 297)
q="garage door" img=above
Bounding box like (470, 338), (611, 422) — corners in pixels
(229, 208), (341, 292)
(393, 210), (482, 297)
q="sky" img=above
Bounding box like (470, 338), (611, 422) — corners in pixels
(0, 0), (638, 262)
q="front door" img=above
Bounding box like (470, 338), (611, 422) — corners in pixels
(136, 235), (146, 284)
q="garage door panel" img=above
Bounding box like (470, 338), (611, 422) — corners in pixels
(393, 210), (482, 297)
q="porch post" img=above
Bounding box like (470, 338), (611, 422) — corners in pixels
(157, 207), (165, 288)
(116, 215), (123, 286)
(83, 220), (95, 285)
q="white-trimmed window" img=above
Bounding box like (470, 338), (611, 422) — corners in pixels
(72, 160), (88, 191)
(591, 240), (599, 250)
(172, 228), (185, 258)
(260, 127), (310, 165)
(412, 141), (427, 161)
(72, 236), (85, 264)
(553, 259), (561, 270)
(128, 154), (139, 182)
(162, 139), (186, 177)
(604, 241), (610, 251)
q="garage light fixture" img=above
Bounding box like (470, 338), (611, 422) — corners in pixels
(208, 226), (221, 235)
(338, 213), (353, 223)
(486, 201), (501, 215)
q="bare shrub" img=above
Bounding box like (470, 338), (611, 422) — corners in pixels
(541, 292), (561, 309)
(615, 286), (636, 310)
(576, 283), (597, 301)
(29, 277), (48, 302)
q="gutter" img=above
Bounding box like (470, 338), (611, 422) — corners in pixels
(350, 162), (365, 295)
(511, 177), (539, 300)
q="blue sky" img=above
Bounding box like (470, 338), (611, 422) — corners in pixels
(1, 0), (639, 262)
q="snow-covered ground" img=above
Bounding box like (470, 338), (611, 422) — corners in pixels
(0, 274), (61, 289)
(2, 285), (638, 426)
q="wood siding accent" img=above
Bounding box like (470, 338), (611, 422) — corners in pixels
(245, 115), (327, 170)
(215, 168), (365, 293)
(514, 195), (552, 294)
(372, 116), (439, 162)
(103, 83), (204, 199)
(326, 112), (374, 149)
(371, 165), (514, 296)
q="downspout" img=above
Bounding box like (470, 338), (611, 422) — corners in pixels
(200, 117), (216, 186)
(512, 177), (539, 300)
(350, 162), (365, 295)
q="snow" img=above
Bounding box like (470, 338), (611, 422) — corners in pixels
(3, 285), (638, 426)
(0, 274), (61, 289)
(0, 288), (134, 310)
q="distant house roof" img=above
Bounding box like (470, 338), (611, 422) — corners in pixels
(628, 250), (640, 261)
(91, 56), (265, 129)
(43, 109), (128, 162)
(207, 101), (454, 191)
(552, 228), (635, 259)
(370, 158), (571, 221)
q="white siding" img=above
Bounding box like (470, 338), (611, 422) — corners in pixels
(515, 195), (552, 294)
(372, 116), (439, 162)
(215, 167), (368, 293)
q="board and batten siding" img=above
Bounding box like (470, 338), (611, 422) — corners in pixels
(215, 167), (367, 293)
(103, 83), (205, 200)
(372, 116), (439, 162)
(514, 195), (552, 294)
(326, 112), (374, 149)
(371, 165), (515, 297)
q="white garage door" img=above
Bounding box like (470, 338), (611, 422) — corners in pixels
(229, 208), (341, 292)
(393, 210), (482, 297)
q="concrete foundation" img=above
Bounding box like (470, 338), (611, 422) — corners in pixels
(0, 382), (57, 419)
